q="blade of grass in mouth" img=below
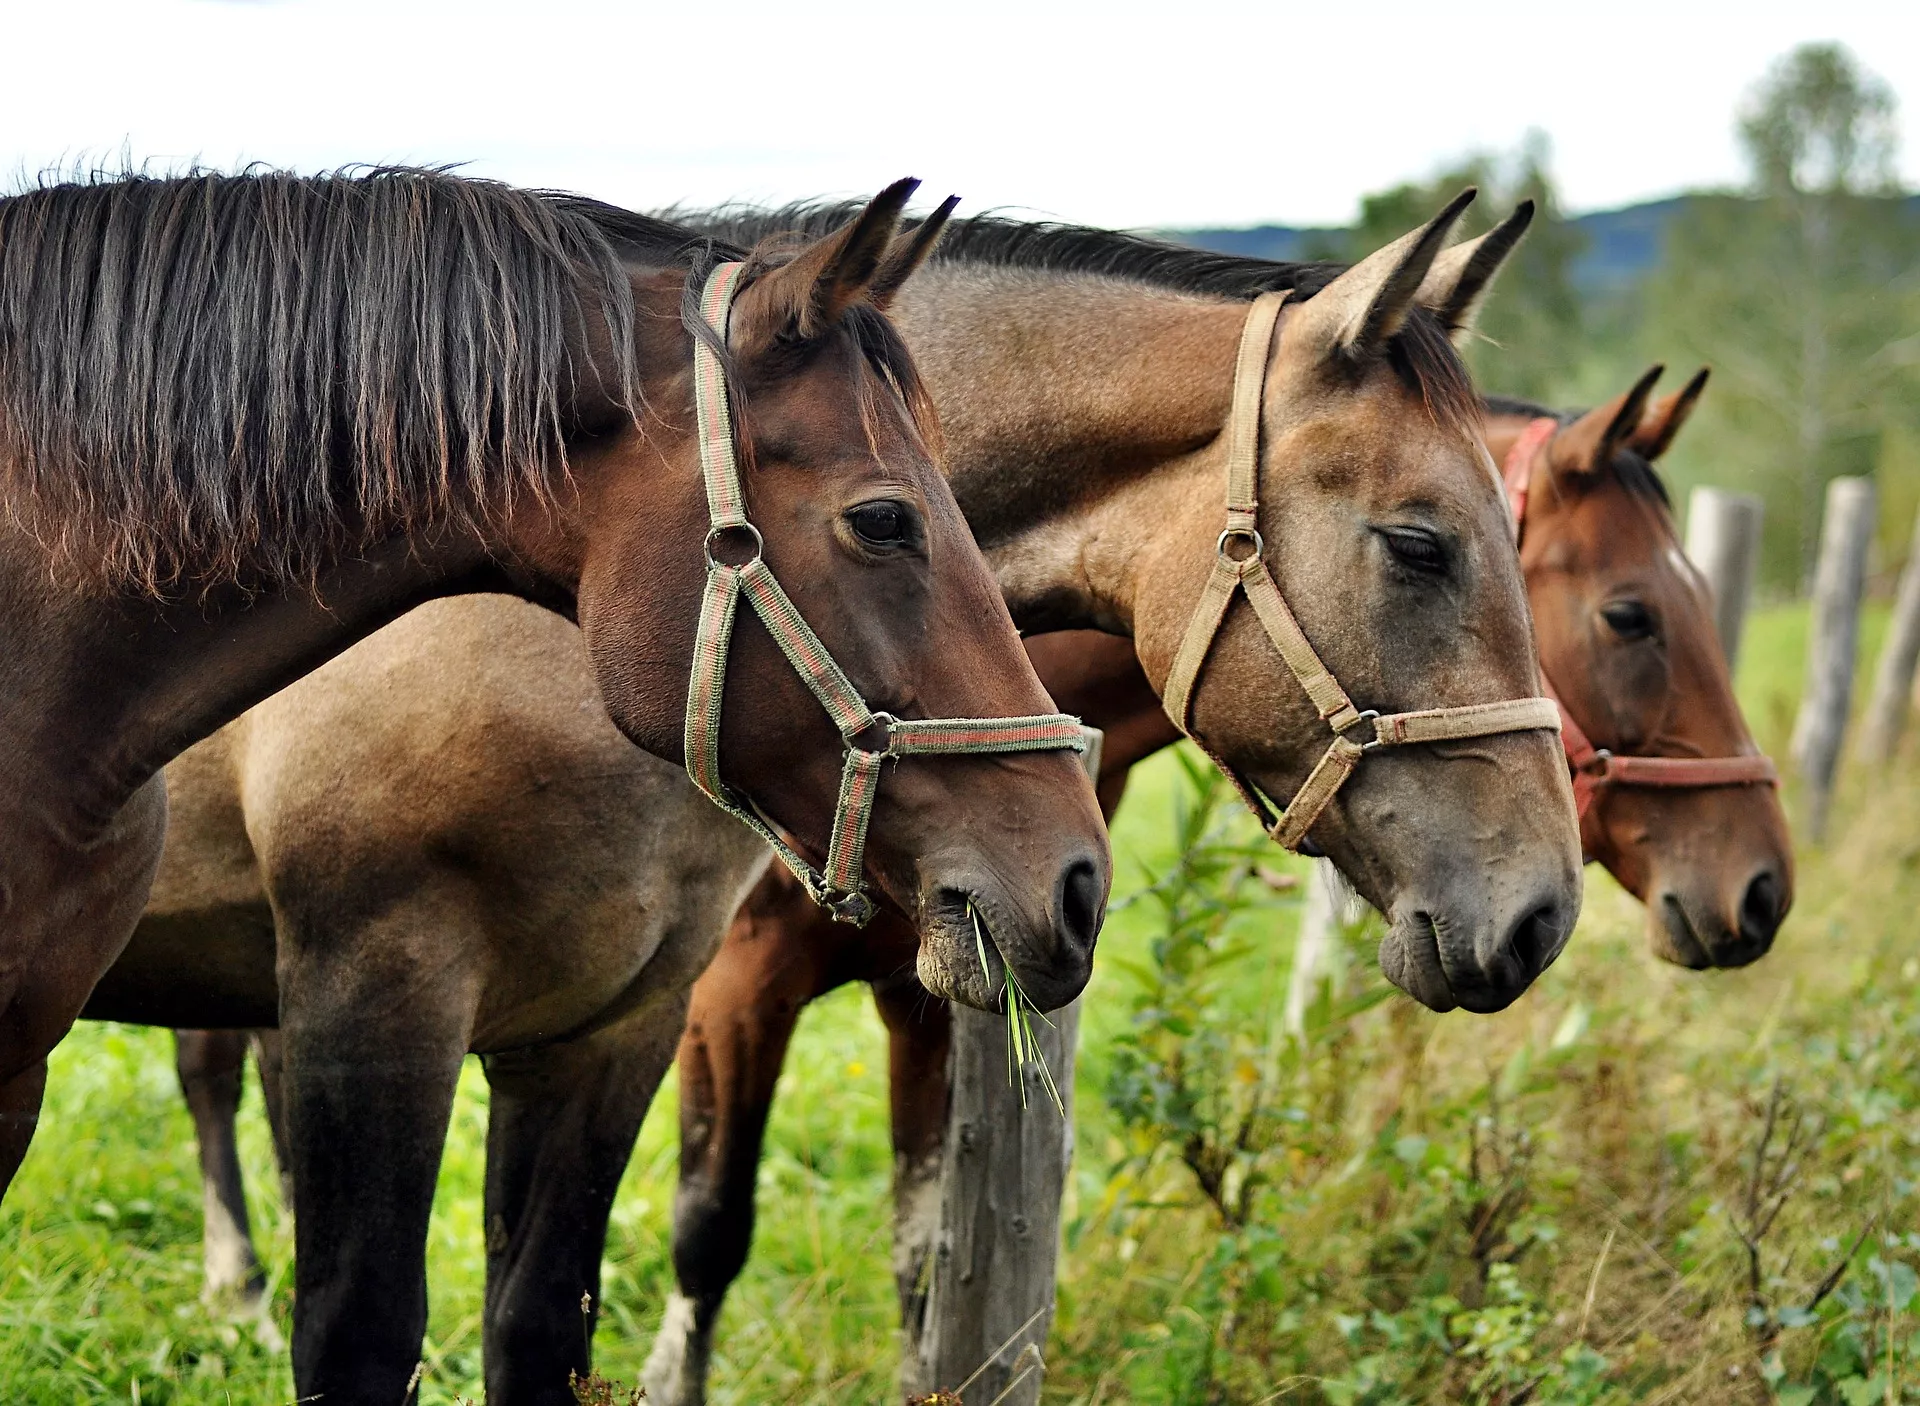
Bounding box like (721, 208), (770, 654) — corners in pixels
(970, 900), (1063, 1116)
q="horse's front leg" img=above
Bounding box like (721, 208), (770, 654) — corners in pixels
(871, 964), (951, 1344)
(277, 896), (477, 1406)
(645, 876), (840, 1406)
(174, 1028), (267, 1305)
(0, 776), (168, 1192)
(479, 1003), (684, 1406)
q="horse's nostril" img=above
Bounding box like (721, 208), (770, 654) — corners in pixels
(1739, 870), (1785, 946)
(1056, 856), (1105, 958)
(1506, 904), (1565, 980)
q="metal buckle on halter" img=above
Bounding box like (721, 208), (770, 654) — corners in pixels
(824, 889), (877, 926)
(704, 522), (765, 568)
(1334, 708), (1384, 752)
(1216, 527), (1265, 561)
(1582, 748), (1615, 776)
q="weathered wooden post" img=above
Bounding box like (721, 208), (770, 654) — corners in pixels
(1859, 505), (1920, 761)
(1683, 486), (1765, 669)
(905, 1000), (1077, 1405)
(1789, 476), (1875, 840)
(903, 732), (1100, 1406)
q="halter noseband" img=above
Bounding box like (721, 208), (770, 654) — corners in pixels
(683, 262), (1088, 927)
(1161, 290), (1563, 852)
(1501, 416), (1779, 836)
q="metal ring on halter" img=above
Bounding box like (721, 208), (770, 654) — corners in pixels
(704, 521), (765, 568)
(824, 890), (877, 926)
(1338, 709), (1384, 752)
(1216, 527), (1265, 561)
(850, 710), (897, 755)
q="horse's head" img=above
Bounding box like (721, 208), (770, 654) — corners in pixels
(1510, 368), (1792, 968)
(1133, 193), (1583, 1014)
(564, 182), (1110, 1012)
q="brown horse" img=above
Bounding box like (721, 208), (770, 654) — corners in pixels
(648, 368), (1792, 1402)
(139, 195), (1578, 1399)
(4, 170), (1118, 1401)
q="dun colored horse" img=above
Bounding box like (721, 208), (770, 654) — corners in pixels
(140, 194), (1578, 1401)
(6, 170), (1119, 1402)
(645, 368), (1793, 1402)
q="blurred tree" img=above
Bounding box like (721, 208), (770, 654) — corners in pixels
(1642, 43), (1920, 586)
(1313, 133), (1587, 404)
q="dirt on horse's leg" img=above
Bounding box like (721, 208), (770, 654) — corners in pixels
(872, 968), (951, 1359)
(174, 1029), (267, 1305)
(645, 887), (841, 1406)
(479, 1005), (682, 1406)
(0, 777), (168, 1194)
(278, 900), (476, 1406)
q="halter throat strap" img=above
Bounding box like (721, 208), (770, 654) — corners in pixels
(1499, 417), (1778, 835)
(682, 262), (1087, 925)
(1161, 291), (1561, 852)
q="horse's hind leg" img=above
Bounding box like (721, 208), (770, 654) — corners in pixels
(277, 900), (477, 1406)
(870, 970), (951, 1344)
(249, 1028), (294, 1207)
(479, 1005), (682, 1406)
(174, 1029), (266, 1305)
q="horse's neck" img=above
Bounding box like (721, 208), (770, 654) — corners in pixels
(0, 529), (511, 842)
(893, 268), (1246, 633)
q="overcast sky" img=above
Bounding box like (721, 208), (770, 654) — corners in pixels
(3, 0), (1915, 230)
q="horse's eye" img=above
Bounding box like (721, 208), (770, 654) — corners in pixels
(1601, 600), (1657, 640)
(1378, 527), (1448, 575)
(848, 500), (912, 547)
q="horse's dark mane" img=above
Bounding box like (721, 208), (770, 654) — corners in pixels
(680, 202), (1479, 435)
(1482, 394), (1672, 508)
(0, 168), (729, 595)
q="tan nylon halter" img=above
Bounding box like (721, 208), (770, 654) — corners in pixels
(1161, 290), (1563, 851)
(682, 262), (1089, 927)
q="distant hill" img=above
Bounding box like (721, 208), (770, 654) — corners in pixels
(1171, 197), (1694, 295)
(1172, 193), (1920, 299)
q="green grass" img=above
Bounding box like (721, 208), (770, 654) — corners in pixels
(2, 601), (1916, 1403)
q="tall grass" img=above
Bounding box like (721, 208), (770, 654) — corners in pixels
(1, 603), (1915, 1403)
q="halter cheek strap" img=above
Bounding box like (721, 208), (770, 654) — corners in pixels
(1500, 419), (1778, 835)
(682, 262), (1088, 927)
(1162, 290), (1563, 852)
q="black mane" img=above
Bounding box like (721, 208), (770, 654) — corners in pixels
(0, 168), (732, 595)
(681, 202), (1479, 434)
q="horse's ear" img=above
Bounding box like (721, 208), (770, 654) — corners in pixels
(1288, 188), (1476, 362)
(1415, 200), (1534, 343)
(869, 195), (959, 311)
(1549, 365), (1664, 476)
(730, 177), (919, 350)
(1630, 366), (1710, 460)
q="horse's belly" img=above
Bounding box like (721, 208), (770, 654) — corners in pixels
(82, 906), (279, 1028)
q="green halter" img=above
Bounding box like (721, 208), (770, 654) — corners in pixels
(681, 262), (1088, 927)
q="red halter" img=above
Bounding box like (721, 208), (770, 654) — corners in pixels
(1501, 419), (1779, 831)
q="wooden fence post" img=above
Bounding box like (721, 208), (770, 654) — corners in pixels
(1859, 505), (1920, 762)
(1683, 486), (1765, 669)
(905, 1000), (1077, 1406)
(1789, 476), (1875, 840)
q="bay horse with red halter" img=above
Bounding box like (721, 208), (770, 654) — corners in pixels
(645, 364), (1791, 1401)
(134, 192), (1582, 1398)
(0, 169), (1118, 1401)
